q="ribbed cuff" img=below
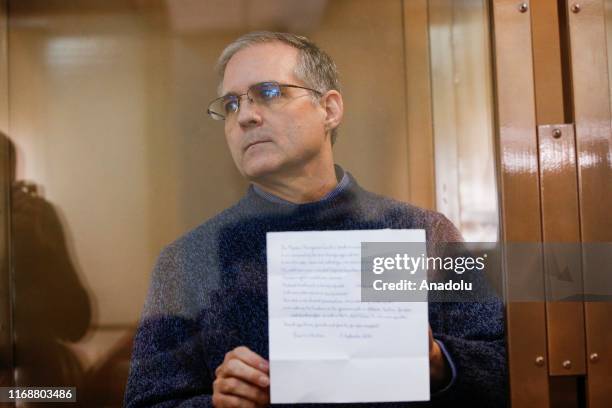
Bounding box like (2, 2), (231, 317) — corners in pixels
(431, 338), (458, 395)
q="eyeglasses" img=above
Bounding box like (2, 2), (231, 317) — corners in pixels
(207, 81), (323, 121)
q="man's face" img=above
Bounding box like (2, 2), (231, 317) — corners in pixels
(221, 42), (331, 181)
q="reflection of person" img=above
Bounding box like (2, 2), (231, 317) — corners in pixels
(10, 155), (91, 406)
(125, 32), (506, 407)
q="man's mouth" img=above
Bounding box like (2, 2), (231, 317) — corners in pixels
(244, 140), (270, 152)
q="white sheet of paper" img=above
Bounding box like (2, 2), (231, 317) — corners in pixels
(267, 229), (430, 404)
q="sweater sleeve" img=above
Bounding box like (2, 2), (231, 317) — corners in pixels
(124, 245), (215, 407)
(427, 214), (508, 407)
(430, 301), (507, 407)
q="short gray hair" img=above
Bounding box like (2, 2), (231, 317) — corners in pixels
(216, 31), (341, 144)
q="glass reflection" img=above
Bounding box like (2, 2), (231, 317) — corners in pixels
(6, 0), (505, 405)
(7, 0), (417, 404)
(10, 140), (91, 405)
(428, 0), (499, 242)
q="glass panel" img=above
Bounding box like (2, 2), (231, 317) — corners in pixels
(7, 0), (411, 403)
(428, 0), (499, 242)
(6, 0), (506, 405)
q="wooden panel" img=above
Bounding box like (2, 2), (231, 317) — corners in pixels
(491, 1), (549, 406)
(538, 124), (586, 376)
(531, 1), (584, 385)
(403, 0), (435, 210)
(549, 376), (582, 408)
(530, 0), (565, 124)
(582, 303), (612, 407)
(565, 1), (612, 406)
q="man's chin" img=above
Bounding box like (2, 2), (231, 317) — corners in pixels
(240, 162), (283, 182)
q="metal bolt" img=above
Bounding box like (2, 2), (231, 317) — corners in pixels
(552, 128), (562, 139)
(589, 353), (599, 363)
(571, 4), (581, 13)
(519, 3), (529, 13)
(535, 356), (545, 366)
(562, 360), (572, 369)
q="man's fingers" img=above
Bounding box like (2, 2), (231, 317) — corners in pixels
(218, 358), (269, 387)
(213, 346), (271, 406)
(213, 377), (270, 406)
(226, 346), (270, 373)
(211, 392), (257, 408)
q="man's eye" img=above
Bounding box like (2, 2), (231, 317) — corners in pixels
(223, 99), (239, 114)
(257, 86), (281, 101)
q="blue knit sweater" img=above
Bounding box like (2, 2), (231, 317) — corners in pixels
(125, 170), (507, 407)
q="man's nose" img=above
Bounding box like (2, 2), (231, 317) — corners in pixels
(237, 98), (263, 128)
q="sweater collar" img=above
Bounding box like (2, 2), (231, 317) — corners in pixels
(251, 165), (351, 206)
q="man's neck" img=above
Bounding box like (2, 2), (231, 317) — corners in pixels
(251, 163), (339, 204)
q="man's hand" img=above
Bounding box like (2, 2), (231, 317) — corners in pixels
(213, 346), (270, 408)
(429, 326), (451, 391)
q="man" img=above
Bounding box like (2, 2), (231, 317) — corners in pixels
(125, 32), (507, 407)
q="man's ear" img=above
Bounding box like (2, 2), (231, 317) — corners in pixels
(321, 90), (343, 134)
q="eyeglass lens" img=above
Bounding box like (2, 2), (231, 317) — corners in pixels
(210, 82), (284, 119)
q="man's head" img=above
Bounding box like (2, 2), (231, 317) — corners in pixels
(213, 32), (343, 184)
